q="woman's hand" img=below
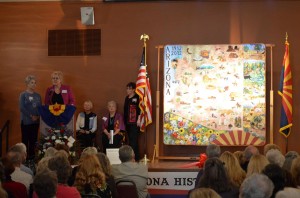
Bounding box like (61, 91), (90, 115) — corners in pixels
(31, 115), (39, 121)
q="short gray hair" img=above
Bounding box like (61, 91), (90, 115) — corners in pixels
(240, 173), (274, 198)
(244, 145), (259, 161)
(25, 75), (36, 85)
(206, 144), (221, 158)
(119, 145), (134, 163)
(266, 149), (285, 167)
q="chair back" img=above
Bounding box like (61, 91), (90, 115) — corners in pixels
(116, 179), (139, 198)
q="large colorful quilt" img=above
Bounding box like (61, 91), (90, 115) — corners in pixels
(163, 44), (266, 146)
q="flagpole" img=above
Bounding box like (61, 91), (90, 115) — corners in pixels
(267, 44), (274, 144)
(153, 45), (164, 162)
(285, 32), (289, 153)
(140, 33), (150, 163)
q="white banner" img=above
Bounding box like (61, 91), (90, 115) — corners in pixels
(147, 171), (198, 190)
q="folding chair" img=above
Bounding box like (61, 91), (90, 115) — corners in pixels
(116, 179), (139, 198)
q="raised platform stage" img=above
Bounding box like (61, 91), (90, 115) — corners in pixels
(147, 159), (200, 198)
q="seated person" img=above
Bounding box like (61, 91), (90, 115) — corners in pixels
(102, 100), (125, 154)
(33, 168), (57, 198)
(76, 100), (97, 148)
(111, 145), (149, 198)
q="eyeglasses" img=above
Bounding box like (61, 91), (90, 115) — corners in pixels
(52, 77), (60, 80)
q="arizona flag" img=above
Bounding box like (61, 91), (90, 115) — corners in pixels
(136, 47), (152, 132)
(278, 40), (292, 137)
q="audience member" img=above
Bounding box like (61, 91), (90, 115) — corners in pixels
(47, 152), (81, 198)
(263, 143), (281, 156)
(196, 158), (239, 197)
(282, 151), (299, 172)
(275, 187), (300, 198)
(189, 187), (221, 198)
(262, 164), (286, 198)
(233, 150), (245, 167)
(102, 100), (126, 153)
(266, 149), (285, 167)
(76, 100), (97, 148)
(112, 145), (149, 198)
(44, 147), (57, 158)
(290, 156), (300, 187)
(246, 154), (269, 177)
(6, 151), (33, 192)
(124, 82), (141, 161)
(240, 173), (274, 198)
(241, 145), (259, 171)
(0, 161), (8, 198)
(9, 143), (33, 175)
(36, 157), (51, 173)
(74, 154), (112, 197)
(44, 71), (75, 105)
(33, 168), (57, 198)
(219, 151), (246, 187)
(96, 152), (118, 198)
(67, 146), (98, 186)
(195, 144), (221, 187)
(19, 75), (42, 160)
(1, 156), (28, 198)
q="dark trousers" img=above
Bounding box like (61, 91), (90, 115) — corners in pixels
(21, 122), (39, 159)
(102, 133), (123, 154)
(126, 125), (140, 161)
(77, 132), (95, 149)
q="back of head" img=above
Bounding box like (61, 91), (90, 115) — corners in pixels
(96, 152), (112, 177)
(9, 144), (26, 162)
(266, 149), (285, 167)
(33, 168), (58, 198)
(75, 155), (106, 193)
(189, 187), (221, 198)
(6, 151), (22, 167)
(1, 156), (15, 179)
(81, 147), (98, 159)
(206, 144), (221, 158)
(247, 154), (269, 177)
(240, 173), (274, 198)
(244, 145), (259, 161)
(48, 152), (71, 184)
(262, 164), (286, 196)
(275, 187), (300, 198)
(119, 145), (134, 163)
(283, 151), (299, 172)
(291, 156), (300, 186)
(44, 147), (57, 158)
(263, 143), (281, 156)
(198, 158), (230, 193)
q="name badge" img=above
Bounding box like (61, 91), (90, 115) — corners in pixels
(29, 96), (33, 101)
(102, 117), (107, 121)
(62, 90), (67, 93)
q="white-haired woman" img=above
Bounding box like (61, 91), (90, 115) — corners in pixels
(44, 71), (75, 105)
(19, 75), (42, 160)
(102, 100), (125, 154)
(76, 100), (97, 148)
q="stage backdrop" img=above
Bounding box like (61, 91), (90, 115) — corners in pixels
(163, 44), (266, 146)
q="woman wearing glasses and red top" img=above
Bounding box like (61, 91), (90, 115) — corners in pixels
(44, 71), (75, 105)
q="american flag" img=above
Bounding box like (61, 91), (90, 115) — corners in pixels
(278, 39), (292, 137)
(135, 47), (152, 132)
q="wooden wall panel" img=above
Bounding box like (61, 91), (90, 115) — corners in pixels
(0, 1), (300, 157)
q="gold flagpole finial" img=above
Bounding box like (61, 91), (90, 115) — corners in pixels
(140, 34), (149, 47)
(285, 32), (289, 44)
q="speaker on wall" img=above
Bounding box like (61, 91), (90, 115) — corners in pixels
(80, 7), (95, 25)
